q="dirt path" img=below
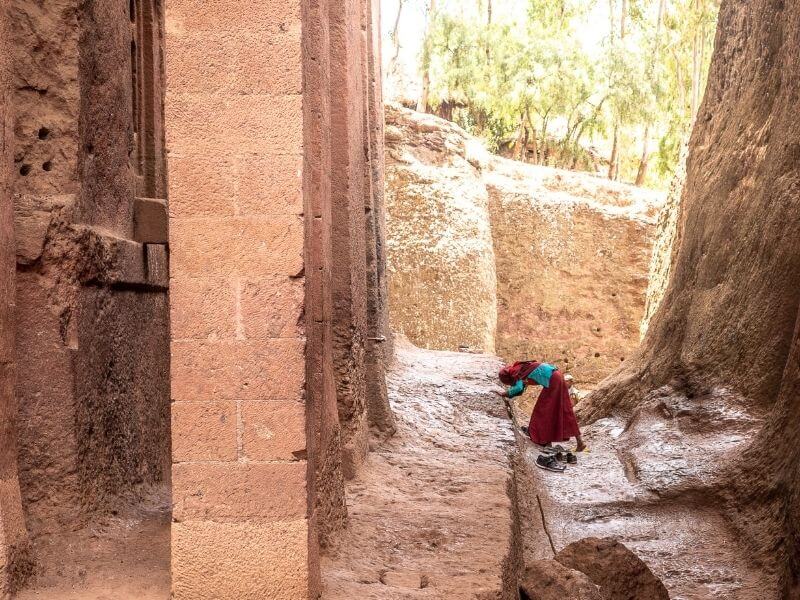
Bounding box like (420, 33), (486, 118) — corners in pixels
(321, 340), (519, 599)
(510, 402), (779, 599)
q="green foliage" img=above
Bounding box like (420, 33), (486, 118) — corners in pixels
(419, 0), (719, 189)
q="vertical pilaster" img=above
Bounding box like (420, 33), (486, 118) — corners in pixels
(165, 0), (312, 596)
(329, 0), (371, 480)
(363, 0), (395, 437)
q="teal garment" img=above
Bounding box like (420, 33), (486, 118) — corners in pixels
(529, 363), (557, 388)
(506, 363), (558, 398)
(508, 379), (525, 398)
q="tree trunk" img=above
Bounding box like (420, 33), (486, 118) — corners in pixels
(608, 129), (619, 180)
(635, 126), (650, 186)
(674, 50), (686, 111)
(620, 0), (628, 38)
(540, 118), (550, 166)
(387, 0), (405, 78)
(690, 0), (701, 123)
(417, 0), (437, 113)
(608, 0), (627, 180)
(513, 112), (527, 161)
(637, 0), (665, 184)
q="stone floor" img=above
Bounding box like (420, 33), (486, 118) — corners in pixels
(321, 339), (520, 599)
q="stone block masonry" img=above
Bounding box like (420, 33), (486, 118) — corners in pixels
(165, 0), (313, 596)
(167, 0), (394, 593)
(0, 0), (392, 593)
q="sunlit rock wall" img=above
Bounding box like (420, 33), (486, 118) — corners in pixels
(584, 0), (800, 592)
(384, 104), (663, 387)
(384, 105), (497, 354)
(486, 162), (662, 386)
(640, 144), (688, 338)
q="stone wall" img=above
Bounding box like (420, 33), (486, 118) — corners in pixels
(10, 0), (170, 539)
(0, 0), (390, 594)
(640, 144), (688, 338)
(487, 163), (661, 386)
(583, 0), (800, 591)
(166, 0), (312, 595)
(0, 0), (31, 592)
(166, 0), (392, 595)
(384, 106), (498, 354)
(385, 105), (663, 387)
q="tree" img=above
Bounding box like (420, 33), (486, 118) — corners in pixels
(635, 0), (667, 186)
(387, 0), (406, 80)
(417, 0), (437, 113)
(418, 0), (720, 188)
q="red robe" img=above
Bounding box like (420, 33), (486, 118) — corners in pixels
(526, 369), (581, 445)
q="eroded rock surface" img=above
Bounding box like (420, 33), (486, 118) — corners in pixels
(519, 560), (604, 600)
(384, 105), (664, 386)
(581, 0), (800, 594)
(555, 537), (669, 600)
(384, 107), (498, 354)
(486, 162), (662, 386)
(321, 338), (520, 599)
(511, 415), (776, 599)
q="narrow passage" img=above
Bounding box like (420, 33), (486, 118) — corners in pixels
(322, 338), (519, 598)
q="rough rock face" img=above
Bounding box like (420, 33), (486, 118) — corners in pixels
(555, 538), (669, 600)
(9, 0), (170, 540)
(583, 0), (800, 593)
(486, 162), (662, 386)
(0, 0), (31, 590)
(385, 104), (663, 385)
(384, 106), (498, 353)
(519, 560), (604, 600)
(640, 144), (688, 337)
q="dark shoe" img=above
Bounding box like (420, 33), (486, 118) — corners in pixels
(554, 452), (566, 463)
(566, 452), (577, 465)
(536, 454), (566, 473)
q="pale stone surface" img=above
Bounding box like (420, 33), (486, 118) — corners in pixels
(486, 162), (662, 386)
(166, 0), (313, 596)
(172, 462), (306, 521)
(384, 106), (498, 354)
(241, 400), (306, 461)
(171, 401), (238, 462)
(385, 104), (664, 386)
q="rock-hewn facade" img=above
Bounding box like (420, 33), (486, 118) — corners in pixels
(584, 0), (800, 592)
(0, 0), (392, 597)
(384, 105), (663, 386)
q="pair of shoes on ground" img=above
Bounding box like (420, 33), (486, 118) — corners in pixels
(535, 451), (577, 472)
(536, 454), (566, 472)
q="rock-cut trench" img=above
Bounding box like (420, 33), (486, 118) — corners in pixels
(323, 1), (800, 597)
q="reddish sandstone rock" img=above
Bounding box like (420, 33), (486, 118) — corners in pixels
(384, 103), (664, 386)
(555, 537), (669, 600)
(519, 559), (605, 600)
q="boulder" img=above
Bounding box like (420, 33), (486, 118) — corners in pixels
(519, 559), (605, 600)
(555, 537), (669, 600)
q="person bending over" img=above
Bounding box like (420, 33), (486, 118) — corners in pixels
(495, 360), (586, 452)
